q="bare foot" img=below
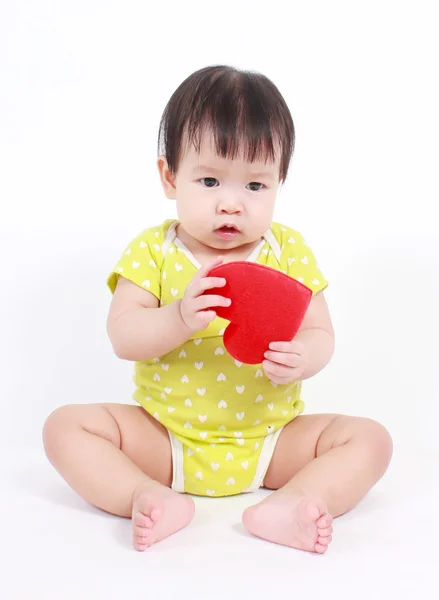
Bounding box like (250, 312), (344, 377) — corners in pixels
(131, 480), (195, 551)
(242, 494), (333, 553)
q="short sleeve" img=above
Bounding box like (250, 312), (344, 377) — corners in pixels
(107, 227), (164, 299)
(280, 227), (328, 296)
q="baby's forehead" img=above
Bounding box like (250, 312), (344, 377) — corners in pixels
(182, 132), (280, 172)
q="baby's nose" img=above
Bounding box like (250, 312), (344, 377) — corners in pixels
(218, 198), (243, 214)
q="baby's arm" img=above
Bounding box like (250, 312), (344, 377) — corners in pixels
(107, 256), (230, 362)
(107, 276), (192, 361)
(262, 291), (335, 385)
(293, 291), (335, 379)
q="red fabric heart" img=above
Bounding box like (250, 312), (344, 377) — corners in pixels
(205, 262), (312, 364)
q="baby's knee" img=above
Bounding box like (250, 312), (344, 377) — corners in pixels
(357, 418), (393, 470)
(42, 405), (76, 459)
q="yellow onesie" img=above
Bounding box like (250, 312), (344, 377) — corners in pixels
(107, 219), (328, 497)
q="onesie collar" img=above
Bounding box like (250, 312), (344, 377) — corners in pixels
(161, 220), (281, 269)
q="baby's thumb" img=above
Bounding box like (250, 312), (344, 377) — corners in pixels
(200, 310), (216, 328)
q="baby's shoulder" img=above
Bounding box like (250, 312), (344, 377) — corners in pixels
(132, 219), (175, 246)
(124, 219), (177, 260)
(270, 222), (306, 247)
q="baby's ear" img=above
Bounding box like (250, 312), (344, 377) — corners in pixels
(157, 156), (177, 199)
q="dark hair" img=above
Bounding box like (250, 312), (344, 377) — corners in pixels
(158, 65), (295, 182)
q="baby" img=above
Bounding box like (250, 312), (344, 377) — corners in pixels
(43, 65), (393, 553)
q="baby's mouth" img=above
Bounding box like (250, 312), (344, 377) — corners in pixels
(215, 225), (241, 238)
(215, 223), (240, 233)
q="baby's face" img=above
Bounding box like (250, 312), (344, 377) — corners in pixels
(163, 131), (281, 252)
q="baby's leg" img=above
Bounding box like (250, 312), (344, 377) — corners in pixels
(43, 403), (194, 550)
(242, 414), (392, 553)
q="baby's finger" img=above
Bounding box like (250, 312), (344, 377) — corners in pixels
(269, 340), (304, 354)
(263, 360), (303, 385)
(186, 276), (226, 300)
(262, 360), (294, 379)
(263, 351), (299, 368)
(194, 295), (232, 311)
(198, 256), (224, 279)
(198, 277), (227, 294)
(197, 310), (217, 327)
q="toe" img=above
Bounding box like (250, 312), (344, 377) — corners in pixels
(317, 514), (333, 529)
(134, 524), (151, 538)
(134, 537), (150, 551)
(134, 535), (148, 546)
(318, 535), (332, 546)
(298, 499), (325, 523)
(315, 542), (329, 554)
(307, 502), (321, 521)
(134, 528), (154, 549)
(134, 542), (148, 552)
(317, 526), (333, 537)
(150, 507), (163, 522)
(133, 512), (153, 528)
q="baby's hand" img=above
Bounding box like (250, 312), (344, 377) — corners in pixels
(262, 340), (308, 385)
(179, 256), (232, 332)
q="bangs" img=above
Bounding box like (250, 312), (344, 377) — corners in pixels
(158, 66), (295, 181)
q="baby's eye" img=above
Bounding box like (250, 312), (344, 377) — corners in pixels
(200, 177), (219, 188)
(247, 182), (263, 192)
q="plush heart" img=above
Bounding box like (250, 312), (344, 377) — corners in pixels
(205, 262), (312, 364)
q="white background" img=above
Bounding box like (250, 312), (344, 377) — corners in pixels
(1, 1), (438, 599)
